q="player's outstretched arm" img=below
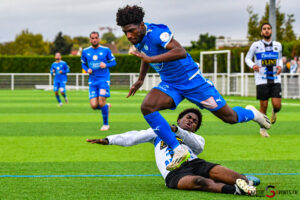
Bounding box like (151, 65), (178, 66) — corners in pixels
(132, 38), (186, 63)
(127, 61), (150, 98)
(86, 138), (109, 145)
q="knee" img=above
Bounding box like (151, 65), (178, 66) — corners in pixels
(90, 104), (98, 110)
(194, 177), (210, 189)
(99, 102), (106, 108)
(55, 92), (58, 95)
(273, 105), (281, 113)
(141, 102), (157, 115)
(221, 114), (238, 124)
(60, 92), (65, 96)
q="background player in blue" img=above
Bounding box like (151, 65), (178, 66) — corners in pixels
(81, 31), (117, 131)
(50, 52), (70, 107)
(116, 5), (271, 171)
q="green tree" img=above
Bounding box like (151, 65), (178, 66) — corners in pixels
(190, 33), (216, 50)
(50, 32), (73, 55)
(101, 32), (117, 44)
(246, 3), (295, 42)
(12, 29), (49, 55)
(282, 14), (296, 42)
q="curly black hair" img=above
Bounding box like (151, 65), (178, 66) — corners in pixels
(177, 108), (202, 132)
(116, 5), (145, 26)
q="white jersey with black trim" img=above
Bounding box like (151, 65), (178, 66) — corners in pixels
(245, 40), (282, 85)
(106, 127), (205, 179)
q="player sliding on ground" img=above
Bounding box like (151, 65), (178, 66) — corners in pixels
(116, 5), (271, 171)
(87, 108), (259, 196)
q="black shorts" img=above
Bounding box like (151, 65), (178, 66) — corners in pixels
(165, 158), (219, 189)
(256, 83), (282, 100)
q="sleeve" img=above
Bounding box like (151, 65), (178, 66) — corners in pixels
(104, 49), (117, 68)
(175, 126), (205, 155)
(106, 128), (157, 146)
(278, 43), (283, 67)
(62, 62), (70, 73)
(151, 24), (173, 49)
(81, 51), (89, 72)
(245, 43), (256, 68)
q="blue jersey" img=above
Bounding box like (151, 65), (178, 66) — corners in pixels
(50, 61), (69, 82)
(81, 46), (116, 83)
(134, 23), (202, 85)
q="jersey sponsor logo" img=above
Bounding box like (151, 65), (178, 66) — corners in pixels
(262, 59), (277, 66)
(93, 55), (98, 60)
(256, 52), (279, 60)
(160, 32), (170, 42)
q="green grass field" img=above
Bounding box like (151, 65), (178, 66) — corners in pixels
(0, 90), (299, 200)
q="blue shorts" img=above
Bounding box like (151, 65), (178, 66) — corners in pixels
(53, 81), (66, 92)
(89, 81), (110, 99)
(154, 78), (226, 111)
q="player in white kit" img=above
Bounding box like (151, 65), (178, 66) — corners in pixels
(245, 23), (282, 137)
(87, 108), (258, 196)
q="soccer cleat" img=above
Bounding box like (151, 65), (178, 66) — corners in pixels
(65, 98), (69, 104)
(166, 145), (190, 171)
(100, 125), (110, 131)
(245, 175), (261, 186)
(58, 103), (63, 107)
(246, 105), (271, 129)
(271, 109), (277, 124)
(260, 128), (270, 137)
(236, 179), (256, 196)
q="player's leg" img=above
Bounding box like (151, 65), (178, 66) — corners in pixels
(177, 175), (255, 195)
(53, 82), (62, 106)
(271, 98), (281, 124)
(208, 165), (247, 185)
(97, 83), (111, 131)
(60, 81), (68, 104)
(259, 100), (268, 114)
(142, 85), (188, 170)
(270, 84), (282, 124)
(89, 84), (99, 110)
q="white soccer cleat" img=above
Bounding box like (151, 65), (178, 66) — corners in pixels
(271, 109), (277, 124)
(236, 179), (256, 196)
(100, 125), (110, 131)
(58, 103), (63, 107)
(166, 145), (190, 171)
(246, 105), (271, 129)
(260, 128), (270, 137)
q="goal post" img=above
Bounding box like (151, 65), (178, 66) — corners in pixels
(200, 50), (231, 94)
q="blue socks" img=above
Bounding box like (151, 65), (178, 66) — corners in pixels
(233, 106), (254, 123)
(55, 95), (61, 103)
(62, 93), (66, 98)
(144, 111), (180, 149)
(96, 104), (109, 125)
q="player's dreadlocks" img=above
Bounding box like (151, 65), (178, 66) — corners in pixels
(116, 5), (145, 26)
(177, 108), (202, 131)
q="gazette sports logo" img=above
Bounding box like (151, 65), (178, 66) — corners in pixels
(260, 185), (298, 198)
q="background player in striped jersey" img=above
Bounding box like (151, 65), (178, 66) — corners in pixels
(81, 32), (117, 131)
(87, 108), (258, 196)
(50, 52), (70, 107)
(245, 23), (282, 137)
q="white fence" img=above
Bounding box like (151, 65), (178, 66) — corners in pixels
(0, 73), (300, 99)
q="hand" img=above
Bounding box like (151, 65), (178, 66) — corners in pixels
(171, 124), (178, 132)
(131, 51), (152, 63)
(52, 69), (55, 73)
(127, 80), (144, 98)
(276, 66), (282, 75)
(88, 68), (93, 74)
(59, 70), (63, 74)
(252, 65), (260, 72)
(86, 138), (109, 145)
(100, 62), (106, 69)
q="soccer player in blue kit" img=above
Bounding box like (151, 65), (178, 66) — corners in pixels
(81, 32), (117, 131)
(116, 5), (271, 171)
(50, 52), (70, 107)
